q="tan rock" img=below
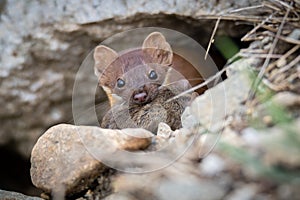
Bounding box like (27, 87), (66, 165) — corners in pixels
(30, 124), (152, 196)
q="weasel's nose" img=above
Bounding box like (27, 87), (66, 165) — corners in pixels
(133, 88), (148, 104)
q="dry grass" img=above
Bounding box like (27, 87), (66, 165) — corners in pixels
(173, 0), (300, 103)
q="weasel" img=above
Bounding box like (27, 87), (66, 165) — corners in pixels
(93, 32), (205, 133)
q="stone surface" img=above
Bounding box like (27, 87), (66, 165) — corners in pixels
(111, 162), (228, 200)
(0, 189), (42, 200)
(182, 64), (253, 132)
(199, 154), (225, 176)
(225, 184), (257, 200)
(30, 124), (152, 196)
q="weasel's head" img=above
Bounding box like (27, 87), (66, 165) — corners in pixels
(93, 32), (175, 106)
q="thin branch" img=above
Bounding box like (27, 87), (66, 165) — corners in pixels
(167, 66), (228, 103)
(271, 0), (294, 10)
(194, 14), (298, 23)
(228, 4), (265, 13)
(266, 44), (300, 73)
(241, 12), (277, 41)
(266, 31), (300, 45)
(262, 78), (286, 91)
(239, 53), (283, 58)
(205, 16), (222, 60)
(274, 54), (300, 76)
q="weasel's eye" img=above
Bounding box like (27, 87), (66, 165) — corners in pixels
(148, 70), (158, 80)
(117, 78), (125, 88)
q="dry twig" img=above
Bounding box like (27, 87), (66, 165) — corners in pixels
(205, 16), (222, 60)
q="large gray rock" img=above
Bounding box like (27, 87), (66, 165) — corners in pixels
(0, 0), (262, 157)
(182, 62), (253, 133)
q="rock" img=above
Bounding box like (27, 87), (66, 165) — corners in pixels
(30, 124), (152, 196)
(102, 193), (132, 200)
(112, 164), (227, 200)
(199, 154), (225, 176)
(182, 65), (253, 132)
(157, 178), (226, 200)
(182, 59), (256, 161)
(0, 189), (42, 200)
(225, 184), (257, 200)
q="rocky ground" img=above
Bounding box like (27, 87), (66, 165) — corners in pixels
(29, 63), (300, 200)
(1, 0), (299, 199)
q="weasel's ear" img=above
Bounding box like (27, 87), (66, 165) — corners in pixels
(93, 45), (118, 77)
(142, 32), (173, 66)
